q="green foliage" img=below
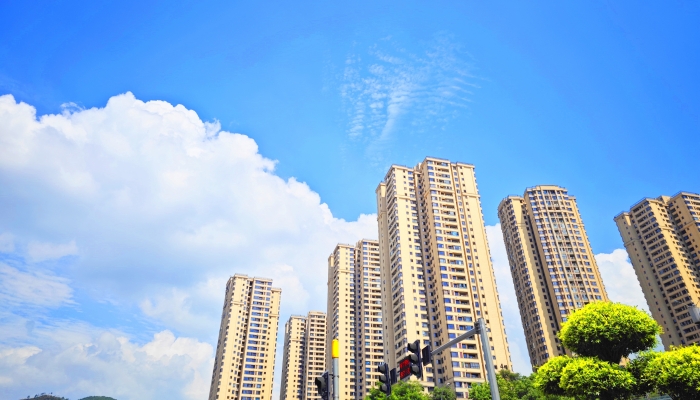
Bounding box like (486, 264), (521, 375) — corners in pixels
(366, 381), (387, 400)
(559, 302), (661, 364)
(430, 386), (455, 400)
(467, 381), (492, 400)
(389, 381), (429, 400)
(470, 370), (569, 400)
(533, 356), (572, 396)
(22, 395), (69, 400)
(365, 380), (429, 400)
(645, 345), (700, 400)
(627, 351), (659, 396)
(558, 357), (635, 400)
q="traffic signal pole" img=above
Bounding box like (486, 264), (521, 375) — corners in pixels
(429, 318), (500, 400)
(332, 339), (340, 400)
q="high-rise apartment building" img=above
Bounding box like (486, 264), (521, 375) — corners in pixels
(280, 312), (328, 400)
(327, 243), (359, 400)
(497, 185), (609, 368)
(326, 240), (384, 400)
(280, 315), (307, 400)
(614, 192), (700, 348)
(209, 274), (282, 400)
(352, 239), (383, 398)
(301, 311), (327, 400)
(376, 157), (512, 397)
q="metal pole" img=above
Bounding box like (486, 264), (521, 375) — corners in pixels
(431, 327), (479, 356)
(478, 318), (500, 400)
(332, 339), (340, 400)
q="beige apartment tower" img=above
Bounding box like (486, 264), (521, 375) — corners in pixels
(209, 275), (282, 400)
(280, 312), (328, 400)
(302, 311), (327, 400)
(280, 315), (306, 400)
(352, 239), (383, 398)
(326, 240), (384, 400)
(615, 192), (700, 348)
(376, 157), (512, 397)
(497, 185), (609, 368)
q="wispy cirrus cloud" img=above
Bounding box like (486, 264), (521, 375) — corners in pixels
(340, 33), (477, 163)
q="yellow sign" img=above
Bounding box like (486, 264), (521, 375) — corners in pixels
(332, 339), (339, 358)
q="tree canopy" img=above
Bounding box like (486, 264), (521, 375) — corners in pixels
(559, 302), (661, 364)
(468, 369), (568, 400)
(533, 301), (700, 400)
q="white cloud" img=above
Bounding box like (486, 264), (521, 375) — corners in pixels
(0, 233), (13, 253)
(27, 240), (79, 262)
(0, 325), (212, 400)
(0, 263), (73, 308)
(595, 249), (650, 313)
(340, 33), (477, 163)
(0, 92), (378, 400)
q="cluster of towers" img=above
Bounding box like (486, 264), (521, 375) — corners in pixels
(208, 156), (700, 400)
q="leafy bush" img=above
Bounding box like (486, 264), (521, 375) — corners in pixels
(559, 302), (661, 364)
(645, 345), (700, 400)
(558, 357), (635, 400)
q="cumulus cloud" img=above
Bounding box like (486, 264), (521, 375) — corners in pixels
(595, 249), (650, 312)
(0, 325), (212, 400)
(0, 92), (377, 399)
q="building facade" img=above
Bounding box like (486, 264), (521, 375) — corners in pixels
(614, 192), (700, 348)
(301, 311), (327, 400)
(376, 157), (512, 397)
(280, 315), (307, 400)
(326, 240), (384, 400)
(497, 185), (609, 368)
(208, 275), (282, 400)
(352, 239), (383, 399)
(327, 244), (359, 400)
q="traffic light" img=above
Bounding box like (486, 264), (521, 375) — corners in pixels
(315, 372), (329, 400)
(407, 340), (423, 378)
(377, 363), (392, 395)
(421, 344), (432, 366)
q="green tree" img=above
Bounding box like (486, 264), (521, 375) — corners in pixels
(366, 381), (387, 400)
(559, 302), (661, 364)
(365, 380), (429, 400)
(627, 351), (659, 396)
(430, 385), (456, 400)
(533, 356), (572, 397)
(558, 357), (635, 400)
(470, 370), (568, 400)
(645, 345), (700, 400)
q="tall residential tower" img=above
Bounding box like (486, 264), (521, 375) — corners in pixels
(280, 312), (328, 400)
(280, 315), (307, 400)
(208, 275), (282, 400)
(326, 240), (384, 400)
(498, 185), (608, 368)
(376, 157), (512, 397)
(615, 192), (700, 348)
(301, 311), (327, 400)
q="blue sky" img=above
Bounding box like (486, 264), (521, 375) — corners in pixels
(0, 1), (698, 399)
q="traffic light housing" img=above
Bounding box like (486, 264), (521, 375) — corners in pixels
(421, 344), (432, 366)
(377, 363), (392, 395)
(315, 372), (329, 400)
(407, 340), (423, 378)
